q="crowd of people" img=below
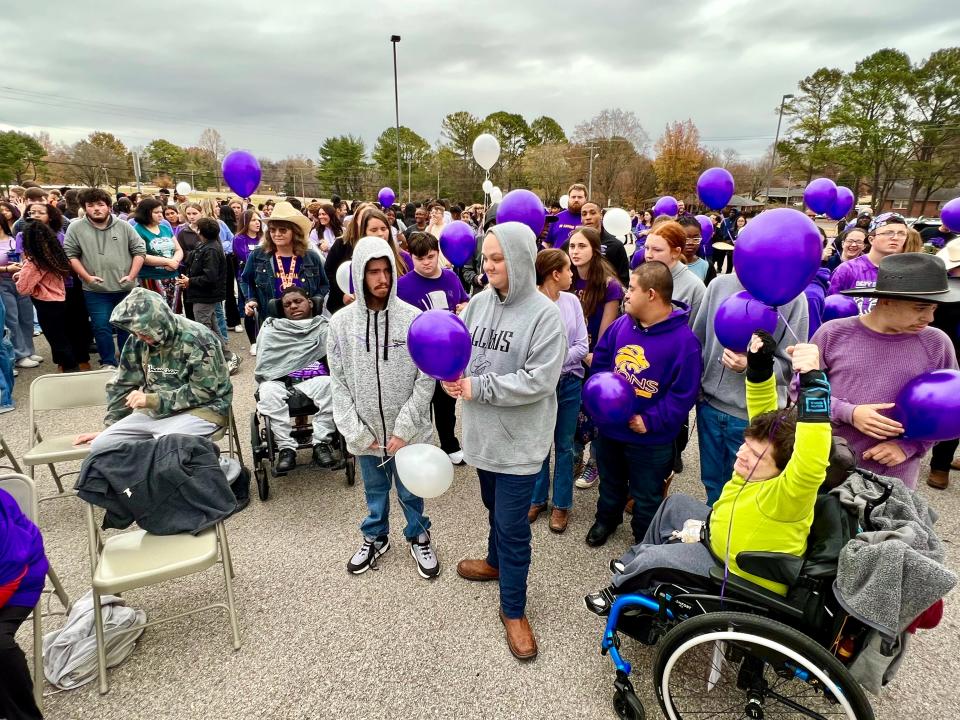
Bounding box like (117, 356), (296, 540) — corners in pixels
(1, 176), (958, 718)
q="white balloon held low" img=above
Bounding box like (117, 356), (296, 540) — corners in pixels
(394, 444), (454, 499)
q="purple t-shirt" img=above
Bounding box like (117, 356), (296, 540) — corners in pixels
(397, 268), (469, 311)
(232, 233), (261, 267)
(573, 276), (624, 351)
(826, 255), (878, 314)
(546, 209), (582, 248)
(273, 255), (304, 297)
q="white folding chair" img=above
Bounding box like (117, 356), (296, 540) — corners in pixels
(22, 369), (114, 499)
(0, 432), (21, 473)
(0, 473), (70, 711)
(84, 502), (241, 694)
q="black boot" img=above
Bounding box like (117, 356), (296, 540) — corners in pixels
(586, 522), (615, 547)
(275, 448), (297, 473)
(312, 442), (336, 468)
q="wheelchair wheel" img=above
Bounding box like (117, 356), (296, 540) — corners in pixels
(345, 457), (356, 486)
(255, 458), (270, 501)
(613, 688), (645, 720)
(653, 611), (873, 720)
(249, 413), (263, 462)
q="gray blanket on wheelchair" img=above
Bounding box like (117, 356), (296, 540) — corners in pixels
(254, 315), (328, 383)
(830, 472), (957, 638)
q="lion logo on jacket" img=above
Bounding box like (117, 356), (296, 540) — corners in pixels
(614, 344), (659, 398)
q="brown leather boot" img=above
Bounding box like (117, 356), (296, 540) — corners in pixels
(624, 498), (635, 515)
(927, 470), (950, 490)
(549, 507), (568, 534)
(78, 362), (92, 371)
(528, 503), (547, 524)
(456, 558), (500, 581)
(951, 459), (960, 471)
(499, 609), (538, 660)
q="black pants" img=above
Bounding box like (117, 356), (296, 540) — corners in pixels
(33, 298), (84, 371)
(931, 438), (960, 472)
(431, 381), (461, 454)
(224, 256), (241, 328)
(64, 280), (92, 364)
(712, 249), (733, 274)
(0, 605), (42, 720)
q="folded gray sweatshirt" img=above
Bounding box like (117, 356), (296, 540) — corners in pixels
(460, 222), (566, 475)
(691, 273), (809, 420)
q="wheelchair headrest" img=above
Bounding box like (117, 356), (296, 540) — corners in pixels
(266, 294), (325, 319)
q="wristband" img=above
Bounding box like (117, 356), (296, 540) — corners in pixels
(797, 370), (831, 423)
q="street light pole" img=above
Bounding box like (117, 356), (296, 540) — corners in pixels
(587, 144), (599, 198)
(765, 93), (794, 205)
(391, 35), (402, 196)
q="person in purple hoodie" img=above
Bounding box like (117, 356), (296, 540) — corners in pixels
(586, 261), (703, 548)
(544, 183), (586, 249)
(0, 488), (48, 720)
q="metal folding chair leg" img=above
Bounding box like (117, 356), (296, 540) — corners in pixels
(217, 523), (242, 650)
(32, 599), (43, 709)
(0, 435), (21, 473)
(91, 590), (109, 695)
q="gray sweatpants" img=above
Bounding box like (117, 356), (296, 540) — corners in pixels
(612, 493), (716, 589)
(193, 302), (232, 360)
(256, 377), (335, 450)
(91, 411), (220, 453)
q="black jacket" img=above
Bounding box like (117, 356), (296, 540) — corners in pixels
(184, 239), (228, 304)
(76, 435), (236, 535)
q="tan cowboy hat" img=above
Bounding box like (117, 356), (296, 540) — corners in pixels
(264, 201), (312, 239)
(938, 238), (960, 271)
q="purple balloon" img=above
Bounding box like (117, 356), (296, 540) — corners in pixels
(733, 208), (823, 307)
(822, 294), (859, 322)
(827, 186), (855, 221)
(696, 214), (714, 256)
(803, 178), (838, 215)
(653, 196), (679, 217)
(583, 372), (635, 425)
(942, 196), (960, 233)
(221, 151), (261, 198)
(893, 369), (960, 442)
(497, 189), (546, 237)
(697, 167), (735, 210)
(407, 309), (472, 382)
(439, 221), (477, 267)
(378, 187), (396, 208)
(713, 291), (779, 353)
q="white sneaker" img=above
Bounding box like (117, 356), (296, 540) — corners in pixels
(233, 325), (244, 333)
(28, 354), (44, 362)
(575, 464), (599, 489)
(0, 405), (14, 415)
(15, 357), (40, 368)
(227, 355), (242, 375)
(12, 369), (18, 377)
(447, 450), (465, 465)
(249, 342), (257, 356)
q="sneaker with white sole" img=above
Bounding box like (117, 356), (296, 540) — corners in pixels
(575, 464), (599, 489)
(0, 405), (14, 415)
(233, 325), (244, 333)
(249, 342), (257, 356)
(409, 532), (439, 579)
(227, 354), (242, 375)
(28, 354), (44, 363)
(447, 450), (464, 465)
(15, 357), (39, 368)
(347, 535), (390, 574)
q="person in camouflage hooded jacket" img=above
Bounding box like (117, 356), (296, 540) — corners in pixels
(73, 287), (233, 452)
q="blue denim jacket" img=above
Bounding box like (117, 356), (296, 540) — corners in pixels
(239, 247), (329, 315)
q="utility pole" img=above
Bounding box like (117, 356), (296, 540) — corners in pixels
(407, 157), (412, 203)
(391, 35), (402, 195)
(765, 93), (794, 204)
(587, 144), (599, 199)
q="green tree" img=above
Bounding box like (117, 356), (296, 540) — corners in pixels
(317, 135), (368, 198)
(440, 111), (483, 161)
(143, 139), (188, 178)
(183, 147), (219, 191)
(484, 111), (531, 189)
(522, 144), (571, 202)
(907, 48), (960, 208)
(69, 132), (132, 189)
(0, 131), (46, 185)
(777, 68), (844, 183)
(371, 126), (432, 180)
(529, 116), (567, 146)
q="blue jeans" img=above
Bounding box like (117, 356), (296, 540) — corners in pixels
(0, 277), (35, 359)
(214, 301), (228, 340)
(83, 290), (130, 367)
(478, 468), (537, 618)
(0, 301), (15, 408)
(357, 454), (430, 541)
(595, 435), (674, 544)
(697, 401), (748, 505)
(531, 374), (582, 510)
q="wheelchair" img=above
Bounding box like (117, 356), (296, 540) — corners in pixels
(248, 295), (356, 501)
(594, 468), (898, 720)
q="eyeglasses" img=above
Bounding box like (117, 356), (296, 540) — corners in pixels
(842, 239), (864, 246)
(874, 230), (908, 239)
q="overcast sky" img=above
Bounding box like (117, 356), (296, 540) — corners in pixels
(3, 0), (959, 163)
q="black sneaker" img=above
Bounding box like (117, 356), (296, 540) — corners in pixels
(275, 448), (297, 473)
(584, 587), (616, 617)
(673, 454), (684, 474)
(312, 442), (336, 468)
(347, 535), (390, 574)
(409, 532), (440, 579)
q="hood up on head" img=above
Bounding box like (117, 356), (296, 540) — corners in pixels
(485, 221), (538, 306)
(109, 286), (178, 345)
(350, 236), (400, 360)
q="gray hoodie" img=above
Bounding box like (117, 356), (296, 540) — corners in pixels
(671, 261), (706, 323)
(326, 237), (434, 457)
(460, 222), (566, 474)
(691, 273), (809, 419)
(63, 214), (146, 293)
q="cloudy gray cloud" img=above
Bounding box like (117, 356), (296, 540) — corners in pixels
(2, 0), (959, 162)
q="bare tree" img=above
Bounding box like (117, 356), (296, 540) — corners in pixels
(198, 128), (226, 190)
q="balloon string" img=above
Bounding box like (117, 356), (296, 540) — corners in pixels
(776, 307), (801, 344)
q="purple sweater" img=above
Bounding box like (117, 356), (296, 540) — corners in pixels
(396, 268), (469, 311)
(545, 209), (582, 249)
(811, 317), (959, 489)
(589, 306), (703, 445)
(0, 489), (48, 609)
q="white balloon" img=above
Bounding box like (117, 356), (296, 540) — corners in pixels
(175, 181), (192, 195)
(336, 261), (352, 294)
(602, 207), (632, 237)
(482, 179), (493, 194)
(490, 187), (503, 203)
(559, 194), (569, 210)
(394, 444), (454, 499)
(472, 133), (501, 171)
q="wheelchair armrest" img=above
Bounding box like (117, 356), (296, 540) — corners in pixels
(736, 551), (804, 587)
(707, 566), (805, 620)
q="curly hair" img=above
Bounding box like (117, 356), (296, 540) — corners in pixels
(21, 222), (71, 276)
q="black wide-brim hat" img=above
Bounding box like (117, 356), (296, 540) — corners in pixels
(840, 253), (960, 303)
